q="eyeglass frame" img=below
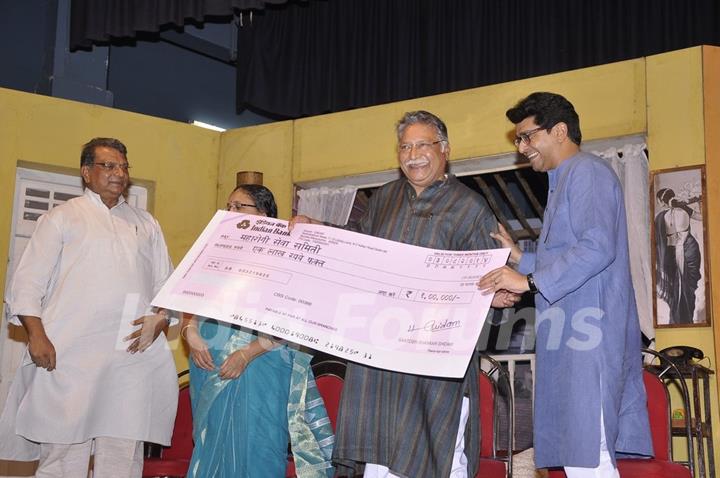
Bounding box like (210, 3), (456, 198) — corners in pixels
(226, 202), (258, 212)
(513, 127), (545, 147)
(397, 140), (445, 155)
(91, 161), (131, 172)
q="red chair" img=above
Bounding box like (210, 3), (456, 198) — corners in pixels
(312, 359), (346, 431)
(547, 349), (693, 478)
(286, 359), (346, 478)
(143, 371), (194, 478)
(476, 354), (513, 478)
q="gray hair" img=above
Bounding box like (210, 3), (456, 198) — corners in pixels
(396, 110), (449, 143)
(80, 137), (128, 167)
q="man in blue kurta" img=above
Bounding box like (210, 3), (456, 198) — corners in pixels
(478, 92), (653, 477)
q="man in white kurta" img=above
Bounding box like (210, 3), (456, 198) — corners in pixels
(0, 138), (178, 477)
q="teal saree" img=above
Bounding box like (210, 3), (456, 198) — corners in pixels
(188, 319), (334, 477)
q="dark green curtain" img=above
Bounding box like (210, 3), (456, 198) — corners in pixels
(235, 0), (720, 118)
(69, 0), (296, 50)
(68, 0), (720, 119)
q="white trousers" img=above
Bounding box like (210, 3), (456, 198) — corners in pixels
(36, 437), (143, 478)
(564, 408), (619, 478)
(364, 397), (470, 478)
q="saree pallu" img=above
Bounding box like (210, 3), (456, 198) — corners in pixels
(188, 319), (334, 478)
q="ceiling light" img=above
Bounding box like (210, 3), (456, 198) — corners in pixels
(191, 120), (226, 132)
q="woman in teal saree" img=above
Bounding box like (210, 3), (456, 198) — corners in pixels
(183, 185), (334, 478)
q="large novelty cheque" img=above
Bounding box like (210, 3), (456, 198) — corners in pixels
(153, 211), (509, 378)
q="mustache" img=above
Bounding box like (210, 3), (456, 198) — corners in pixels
(404, 159), (430, 167)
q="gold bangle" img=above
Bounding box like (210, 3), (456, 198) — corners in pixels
(181, 324), (197, 341)
(237, 349), (249, 367)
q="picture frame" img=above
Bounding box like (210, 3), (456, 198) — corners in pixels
(650, 165), (710, 328)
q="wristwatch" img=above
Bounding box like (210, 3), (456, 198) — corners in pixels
(526, 273), (538, 293)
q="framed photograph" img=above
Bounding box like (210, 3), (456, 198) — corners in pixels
(650, 165), (710, 328)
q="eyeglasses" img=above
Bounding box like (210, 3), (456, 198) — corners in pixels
(513, 127), (544, 147)
(398, 140), (444, 155)
(92, 161), (131, 172)
(226, 202), (258, 212)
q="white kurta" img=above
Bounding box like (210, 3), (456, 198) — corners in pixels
(0, 189), (178, 461)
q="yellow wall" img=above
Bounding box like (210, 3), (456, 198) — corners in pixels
(2, 45), (719, 470)
(705, 46), (720, 470)
(0, 87), (221, 369)
(705, 47), (720, 385)
(292, 59), (646, 182)
(646, 49), (707, 170)
(218, 121), (295, 219)
(645, 45), (719, 469)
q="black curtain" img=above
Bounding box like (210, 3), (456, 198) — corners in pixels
(69, 0), (296, 51)
(236, 0), (720, 119)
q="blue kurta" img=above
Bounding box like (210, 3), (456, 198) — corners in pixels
(518, 152), (653, 468)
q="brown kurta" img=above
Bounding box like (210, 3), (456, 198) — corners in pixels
(332, 175), (498, 477)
